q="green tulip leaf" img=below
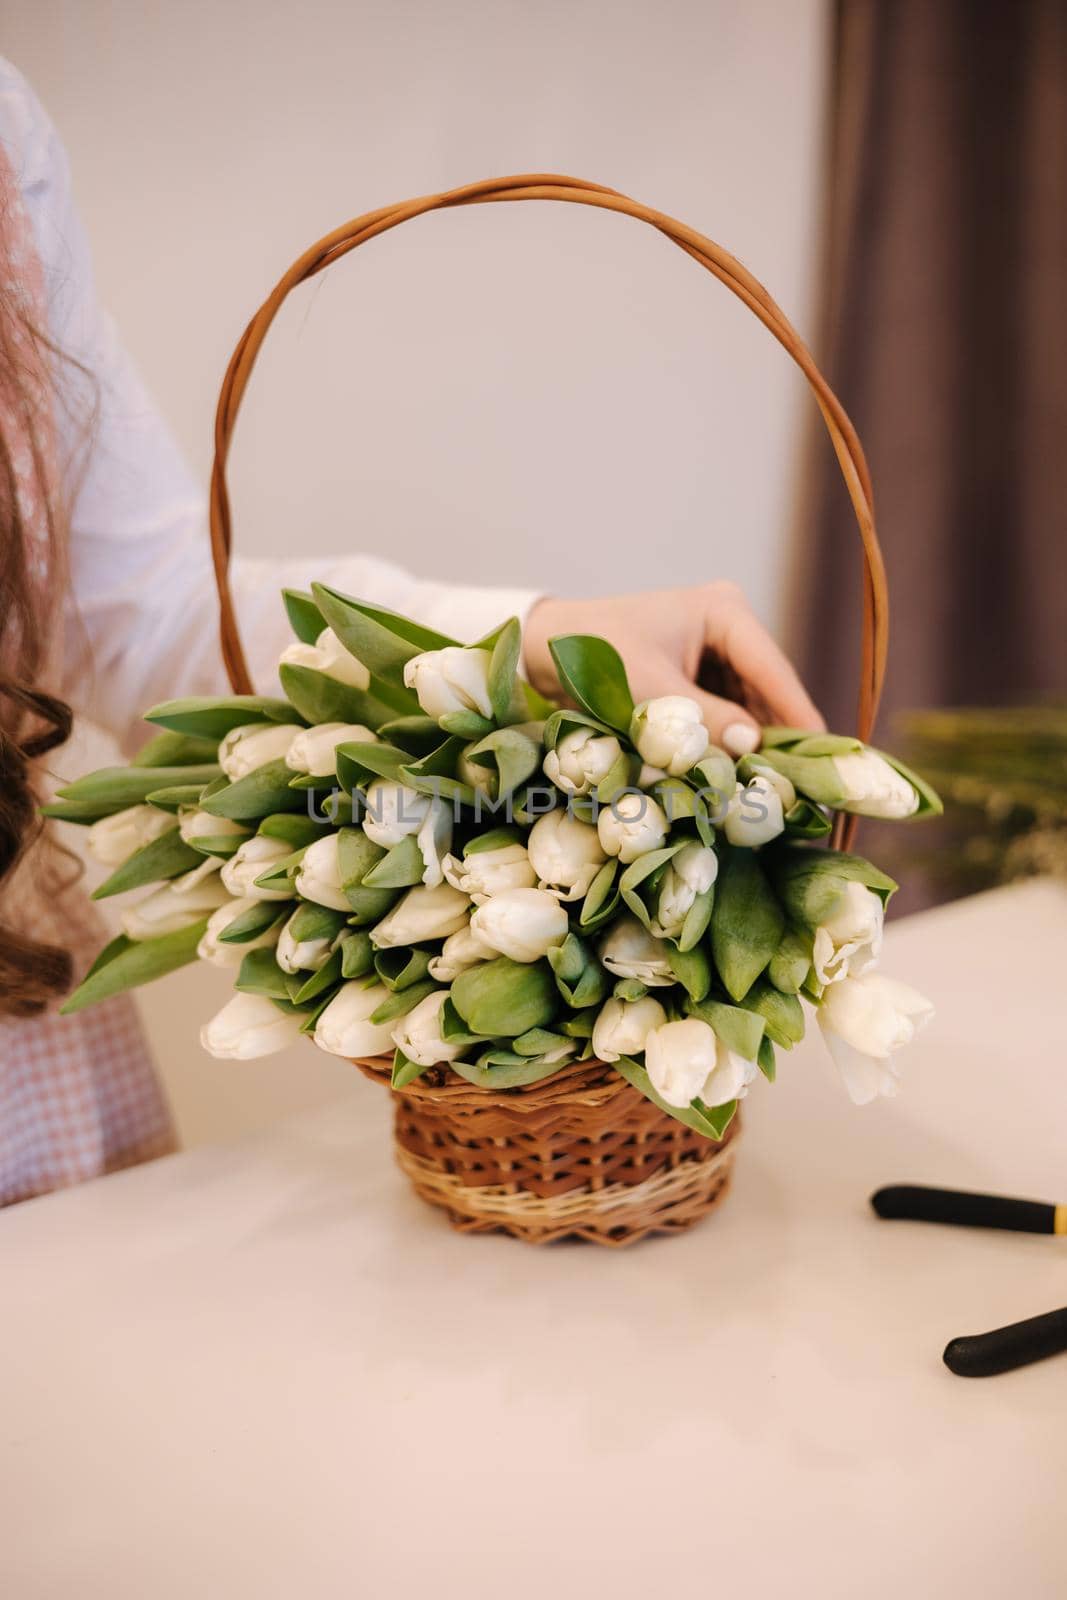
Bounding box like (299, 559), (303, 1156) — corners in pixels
(373, 946), (434, 992)
(710, 844), (786, 1002)
(278, 663), (395, 729)
(146, 696), (302, 740)
(90, 827), (204, 900)
(132, 730), (221, 767)
(59, 918), (209, 1014)
(282, 587), (326, 644)
(56, 765), (221, 814)
(217, 901), (289, 945)
(200, 760), (306, 821)
(548, 635), (634, 733)
(368, 979), (438, 1026)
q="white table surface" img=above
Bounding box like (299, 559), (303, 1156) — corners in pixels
(3, 880), (1067, 1600)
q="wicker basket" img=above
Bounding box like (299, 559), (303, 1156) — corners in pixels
(207, 175), (887, 1246)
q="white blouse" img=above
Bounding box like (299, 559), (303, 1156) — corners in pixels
(0, 59), (538, 749)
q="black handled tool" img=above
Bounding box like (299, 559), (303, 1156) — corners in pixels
(871, 1182), (1067, 1377)
(871, 1183), (1067, 1236)
(944, 1307), (1067, 1377)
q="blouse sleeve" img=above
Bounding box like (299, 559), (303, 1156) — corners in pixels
(0, 61), (540, 751)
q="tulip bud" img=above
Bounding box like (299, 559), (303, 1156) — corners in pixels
(811, 881), (884, 987)
(278, 626), (370, 689)
(722, 777), (786, 848)
(817, 972), (934, 1103)
(221, 834), (295, 901)
(218, 722), (301, 781)
(391, 989), (464, 1068)
(470, 888), (569, 964)
(87, 804), (172, 866)
(644, 1016), (758, 1109)
(371, 881), (471, 948)
(403, 646), (494, 722)
(527, 810), (607, 901)
(543, 727), (624, 796)
(314, 981), (396, 1058)
(294, 833), (351, 911)
(598, 914), (674, 987)
(427, 921), (494, 981)
(630, 696), (709, 776)
(650, 842), (719, 940)
(591, 995), (667, 1062)
(833, 751), (920, 819)
(285, 722), (378, 778)
(197, 896), (281, 967)
(362, 779), (453, 889)
(121, 873), (231, 940)
(179, 809), (248, 853)
(443, 842), (536, 902)
(276, 903), (346, 974)
(200, 991), (305, 1059)
(597, 790), (669, 863)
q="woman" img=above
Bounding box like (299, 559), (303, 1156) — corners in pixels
(0, 60), (821, 1204)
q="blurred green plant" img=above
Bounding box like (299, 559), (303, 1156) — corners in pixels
(897, 704), (1067, 895)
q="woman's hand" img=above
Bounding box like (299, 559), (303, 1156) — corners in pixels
(523, 582), (824, 755)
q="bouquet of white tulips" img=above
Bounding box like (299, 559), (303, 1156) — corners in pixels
(52, 585), (941, 1133)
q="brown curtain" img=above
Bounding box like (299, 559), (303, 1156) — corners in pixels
(792, 0), (1067, 739)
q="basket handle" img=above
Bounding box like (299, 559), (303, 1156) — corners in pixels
(209, 174), (887, 845)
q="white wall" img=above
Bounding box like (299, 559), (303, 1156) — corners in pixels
(7, 0), (829, 1141)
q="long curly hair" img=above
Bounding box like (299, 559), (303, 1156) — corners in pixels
(0, 276), (77, 1015)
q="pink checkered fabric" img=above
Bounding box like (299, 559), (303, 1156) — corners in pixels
(0, 138), (175, 1207)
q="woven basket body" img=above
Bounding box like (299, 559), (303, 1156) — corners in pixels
(208, 174), (888, 1247)
(355, 1056), (740, 1245)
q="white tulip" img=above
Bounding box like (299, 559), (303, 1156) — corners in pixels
(591, 995), (667, 1062)
(818, 972), (934, 1104)
(197, 896), (281, 967)
(598, 915), (675, 987)
(179, 809), (247, 848)
(427, 922), (494, 981)
(276, 915), (338, 975)
(812, 881), (884, 987)
(645, 1017), (758, 1109)
(527, 810), (608, 901)
(294, 833), (350, 911)
(278, 626), (370, 689)
(543, 727), (623, 796)
(650, 843), (719, 939)
(745, 762), (796, 812)
(364, 779), (453, 889)
(470, 888), (569, 964)
(314, 981), (396, 1058)
(833, 751), (919, 819)
(218, 722), (301, 780)
(201, 992), (304, 1060)
(597, 790), (669, 863)
(630, 696), (709, 776)
(285, 722), (378, 778)
(443, 842), (536, 902)
(87, 804), (172, 866)
(371, 882), (471, 948)
(392, 990), (464, 1068)
(722, 777), (785, 848)
(403, 646), (494, 722)
(221, 834), (294, 901)
(121, 873), (231, 940)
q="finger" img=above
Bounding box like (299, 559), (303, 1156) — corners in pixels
(712, 603), (825, 732)
(657, 665), (761, 758)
